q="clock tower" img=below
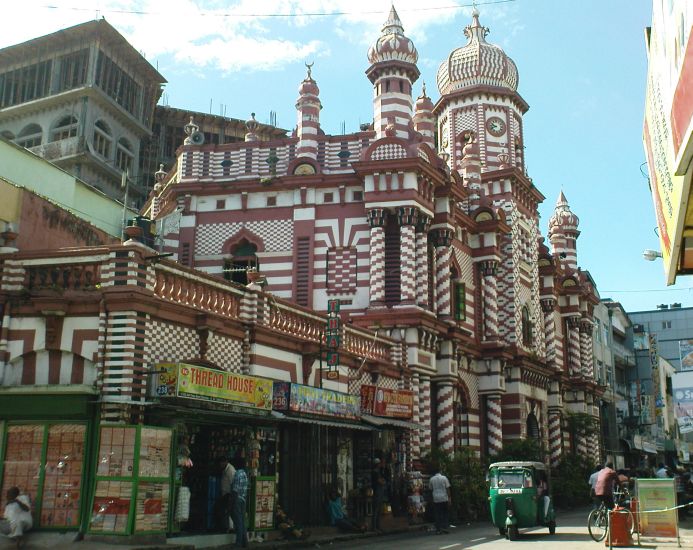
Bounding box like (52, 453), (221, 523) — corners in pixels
(434, 9), (528, 174)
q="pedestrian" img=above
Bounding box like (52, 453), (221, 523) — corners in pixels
(594, 462), (619, 509)
(230, 457), (248, 548)
(0, 486), (32, 549)
(589, 464), (603, 509)
(216, 455), (236, 532)
(327, 489), (366, 533)
(371, 458), (387, 533)
(429, 467), (451, 535)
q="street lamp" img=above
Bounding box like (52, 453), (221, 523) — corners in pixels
(642, 249), (663, 261)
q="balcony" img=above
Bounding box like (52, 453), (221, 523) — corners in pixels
(30, 136), (86, 161)
(612, 342), (636, 367)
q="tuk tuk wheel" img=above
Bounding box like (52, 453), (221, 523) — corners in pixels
(507, 526), (519, 540)
(548, 520), (556, 535)
(498, 527), (506, 537)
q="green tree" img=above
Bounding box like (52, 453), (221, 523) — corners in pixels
(550, 453), (595, 508)
(491, 438), (544, 463)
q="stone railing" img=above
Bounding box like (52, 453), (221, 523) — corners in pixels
(25, 262), (102, 290)
(30, 136), (86, 161)
(153, 263), (243, 319)
(264, 297), (394, 363)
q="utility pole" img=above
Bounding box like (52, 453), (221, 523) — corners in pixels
(121, 169), (129, 240)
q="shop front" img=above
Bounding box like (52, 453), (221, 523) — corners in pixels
(360, 385), (418, 522)
(0, 389), (98, 534)
(84, 363), (280, 540)
(271, 382), (374, 526)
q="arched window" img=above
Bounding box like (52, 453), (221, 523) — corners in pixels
(451, 267), (465, 321)
(116, 138), (134, 174)
(521, 305), (532, 346)
(1, 131), (15, 141)
(16, 124), (42, 148)
(52, 115), (78, 141)
(93, 120), (112, 158)
(223, 240), (258, 285)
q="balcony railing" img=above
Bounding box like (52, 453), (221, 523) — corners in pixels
(30, 136), (86, 161)
(25, 262), (101, 290)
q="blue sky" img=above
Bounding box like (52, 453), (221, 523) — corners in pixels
(4, 0), (688, 312)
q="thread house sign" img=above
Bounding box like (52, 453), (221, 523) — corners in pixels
(360, 385), (414, 419)
(154, 363), (273, 410)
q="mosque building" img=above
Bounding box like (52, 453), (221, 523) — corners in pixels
(146, 7), (602, 464)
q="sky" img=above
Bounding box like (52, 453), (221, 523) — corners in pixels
(2, 0), (689, 313)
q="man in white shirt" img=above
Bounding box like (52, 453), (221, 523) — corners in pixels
(429, 469), (451, 535)
(1, 486), (32, 548)
(588, 464), (603, 508)
(216, 456), (236, 532)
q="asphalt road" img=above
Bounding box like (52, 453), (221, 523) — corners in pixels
(324, 508), (693, 550)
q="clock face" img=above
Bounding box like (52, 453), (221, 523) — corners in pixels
(486, 116), (507, 137)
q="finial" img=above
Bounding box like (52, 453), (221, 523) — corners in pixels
(422, 82), (427, 96)
(464, 5), (489, 41)
(305, 62), (314, 79)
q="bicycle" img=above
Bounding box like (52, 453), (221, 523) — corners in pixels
(587, 486), (635, 542)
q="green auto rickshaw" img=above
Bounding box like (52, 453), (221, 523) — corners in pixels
(488, 461), (556, 540)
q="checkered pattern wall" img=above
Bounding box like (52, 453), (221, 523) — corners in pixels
(370, 143), (406, 161)
(206, 333), (244, 373)
(195, 220), (293, 255)
(145, 320), (200, 364)
(327, 247), (357, 295)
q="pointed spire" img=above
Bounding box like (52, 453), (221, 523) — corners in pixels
(382, 5), (404, 35)
(464, 8), (489, 42)
(556, 190), (569, 208)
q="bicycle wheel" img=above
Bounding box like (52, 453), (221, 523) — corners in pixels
(588, 507), (608, 542)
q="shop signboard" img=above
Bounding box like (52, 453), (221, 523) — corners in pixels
(154, 363), (273, 410)
(278, 383), (360, 419)
(672, 371), (693, 434)
(679, 340), (693, 371)
(360, 385), (414, 419)
(636, 478), (678, 538)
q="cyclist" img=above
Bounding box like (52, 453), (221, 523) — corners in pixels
(594, 462), (620, 509)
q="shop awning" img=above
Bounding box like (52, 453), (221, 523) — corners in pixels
(271, 411), (375, 431)
(361, 414), (423, 431)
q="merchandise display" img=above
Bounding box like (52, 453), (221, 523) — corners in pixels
(1, 425), (44, 510)
(138, 428), (172, 478)
(97, 426), (136, 477)
(252, 478), (275, 530)
(1, 423), (87, 529)
(41, 424), (86, 527)
(134, 481), (170, 532)
(90, 480), (132, 533)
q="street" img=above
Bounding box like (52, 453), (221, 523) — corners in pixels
(325, 509), (693, 550)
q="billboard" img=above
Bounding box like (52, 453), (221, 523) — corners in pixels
(642, 1), (693, 284)
(679, 339), (693, 371)
(672, 370), (693, 433)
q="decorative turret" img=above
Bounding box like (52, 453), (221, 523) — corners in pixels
(366, 5), (420, 140)
(548, 191), (580, 270)
(295, 62), (321, 160)
(413, 83), (435, 149)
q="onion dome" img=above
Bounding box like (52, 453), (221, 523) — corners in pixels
(367, 5), (418, 65)
(436, 8), (519, 95)
(548, 191), (580, 238)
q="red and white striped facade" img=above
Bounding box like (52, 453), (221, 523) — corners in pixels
(138, 8), (602, 463)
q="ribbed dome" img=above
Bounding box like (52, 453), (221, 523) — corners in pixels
(436, 9), (518, 95)
(367, 6), (418, 66)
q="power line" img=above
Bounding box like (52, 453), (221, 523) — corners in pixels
(38, 0), (516, 19)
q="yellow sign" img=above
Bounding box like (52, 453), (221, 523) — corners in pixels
(154, 363), (273, 410)
(636, 478), (678, 538)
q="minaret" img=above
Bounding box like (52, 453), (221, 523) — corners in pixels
(413, 83), (435, 149)
(366, 6), (420, 140)
(548, 191), (580, 270)
(295, 62), (321, 160)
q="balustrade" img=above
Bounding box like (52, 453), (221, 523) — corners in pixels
(153, 265), (241, 318)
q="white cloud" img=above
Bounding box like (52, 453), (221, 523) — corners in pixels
(0, 1), (515, 74)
